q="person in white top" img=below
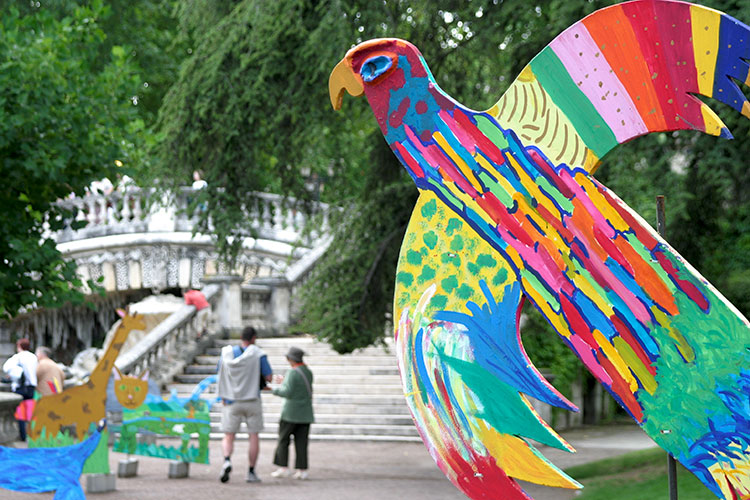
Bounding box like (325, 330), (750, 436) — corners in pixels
(192, 170), (207, 190)
(3, 338), (38, 440)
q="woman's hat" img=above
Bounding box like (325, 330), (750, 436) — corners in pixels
(286, 346), (305, 363)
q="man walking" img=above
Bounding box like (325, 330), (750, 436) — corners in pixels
(216, 326), (272, 483)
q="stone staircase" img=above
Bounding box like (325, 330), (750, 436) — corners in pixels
(167, 336), (420, 441)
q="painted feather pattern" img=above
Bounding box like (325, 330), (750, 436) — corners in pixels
(330, 1), (750, 498)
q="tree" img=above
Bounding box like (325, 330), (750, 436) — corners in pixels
(152, 0), (373, 261)
(1, 0), (185, 124)
(0, 3), (143, 319)
(153, 0), (615, 351)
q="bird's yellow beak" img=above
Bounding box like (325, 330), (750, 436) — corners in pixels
(329, 56), (364, 110)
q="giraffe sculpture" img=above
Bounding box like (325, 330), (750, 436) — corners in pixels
(29, 312), (146, 441)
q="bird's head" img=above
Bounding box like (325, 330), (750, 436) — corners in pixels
(329, 38), (429, 115)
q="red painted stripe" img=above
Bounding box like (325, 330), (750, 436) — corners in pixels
(534, 202), (575, 244)
(560, 294), (598, 348)
(652, 0), (705, 131)
(453, 109), (506, 165)
(620, 1), (684, 131)
(393, 142), (425, 178)
(479, 194), (536, 248)
(527, 149), (574, 199)
(655, 251), (710, 311)
(598, 354), (644, 422)
(611, 314), (657, 375)
(477, 191), (505, 223)
(593, 225), (634, 274)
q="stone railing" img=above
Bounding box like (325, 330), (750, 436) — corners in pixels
(54, 187), (331, 246)
(0, 392), (22, 444)
(115, 284), (220, 384)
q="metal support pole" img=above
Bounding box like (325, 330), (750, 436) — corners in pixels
(668, 453), (678, 500)
(656, 195), (678, 500)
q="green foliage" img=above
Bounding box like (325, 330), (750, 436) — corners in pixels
(153, 0), (367, 262)
(565, 447), (714, 500)
(96, 0), (186, 123)
(3, 0), (185, 124)
(0, 3), (143, 318)
(298, 181), (417, 353)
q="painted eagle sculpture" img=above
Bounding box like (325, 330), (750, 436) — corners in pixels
(330, 1), (750, 499)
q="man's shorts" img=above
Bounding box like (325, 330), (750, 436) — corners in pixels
(221, 399), (264, 433)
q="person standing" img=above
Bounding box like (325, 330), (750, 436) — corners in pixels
(35, 346), (65, 396)
(216, 326), (272, 483)
(269, 346), (314, 480)
(3, 339), (38, 441)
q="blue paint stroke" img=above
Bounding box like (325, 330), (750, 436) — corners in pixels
(0, 423), (103, 500)
(435, 280), (577, 412)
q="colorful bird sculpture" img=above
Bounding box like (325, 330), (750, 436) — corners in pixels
(330, 1), (750, 499)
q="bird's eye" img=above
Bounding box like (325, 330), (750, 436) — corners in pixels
(360, 55), (393, 82)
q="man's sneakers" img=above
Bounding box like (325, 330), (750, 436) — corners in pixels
(220, 460), (232, 483)
(220, 461), (263, 483)
(293, 470), (309, 480)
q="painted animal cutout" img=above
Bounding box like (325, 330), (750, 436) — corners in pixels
(0, 421), (104, 500)
(112, 366), (149, 410)
(30, 313), (145, 440)
(113, 375), (216, 464)
(331, 1), (750, 499)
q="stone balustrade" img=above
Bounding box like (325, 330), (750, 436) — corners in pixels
(0, 392), (22, 444)
(115, 284), (221, 383)
(54, 187), (331, 246)
(0, 188), (334, 360)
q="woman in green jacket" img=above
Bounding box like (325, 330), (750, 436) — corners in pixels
(269, 346), (314, 480)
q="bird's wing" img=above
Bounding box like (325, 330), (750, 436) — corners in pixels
(489, 0), (749, 173)
(394, 190), (581, 498)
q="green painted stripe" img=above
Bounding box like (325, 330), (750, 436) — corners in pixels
(474, 115), (509, 150)
(521, 268), (560, 310)
(537, 175), (574, 214)
(530, 47), (618, 159)
(476, 171), (514, 208)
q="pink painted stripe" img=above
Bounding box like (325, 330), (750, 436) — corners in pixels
(558, 169), (615, 239)
(550, 23), (648, 143)
(501, 225), (567, 293)
(438, 109), (476, 155)
(570, 334), (613, 386)
(404, 126), (479, 198)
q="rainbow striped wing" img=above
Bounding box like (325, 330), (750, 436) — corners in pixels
(491, 0), (749, 172)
